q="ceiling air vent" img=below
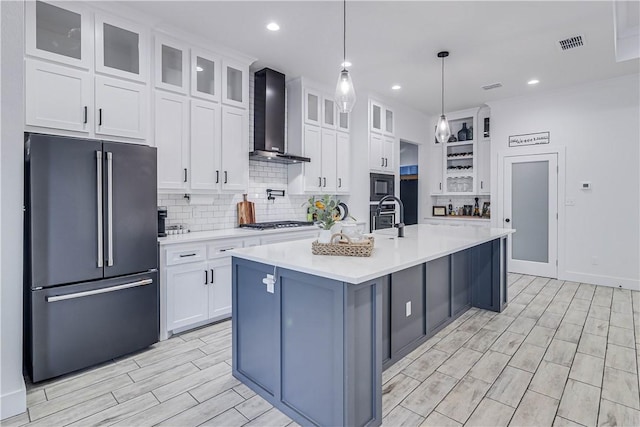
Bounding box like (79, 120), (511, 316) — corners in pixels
(482, 82), (503, 91)
(558, 35), (584, 51)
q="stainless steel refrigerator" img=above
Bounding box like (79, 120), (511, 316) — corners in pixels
(24, 133), (159, 382)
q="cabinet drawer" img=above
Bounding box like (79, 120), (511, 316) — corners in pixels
(165, 246), (206, 266)
(207, 239), (244, 259)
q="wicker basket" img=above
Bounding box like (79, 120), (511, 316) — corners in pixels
(312, 233), (374, 257)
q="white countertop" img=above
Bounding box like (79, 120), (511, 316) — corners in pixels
(230, 224), (514, 284)
(158, 225), (319, 246)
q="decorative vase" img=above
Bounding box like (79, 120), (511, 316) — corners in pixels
(457, 123), (468, 141)
(318, 229), (332, 244)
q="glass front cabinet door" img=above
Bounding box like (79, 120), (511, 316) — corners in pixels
(95, 13), (148, 83)
(222, 59), (248, 109)
(191, 48), (221, 103)
(25, 1), (92, 69)
(304, 89), (321, 126)
(154, 35), (188, 94)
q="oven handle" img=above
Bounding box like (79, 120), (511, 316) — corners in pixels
(46, 279), (153, 302)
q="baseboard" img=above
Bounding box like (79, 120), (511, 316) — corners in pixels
(0, 380), (27, 421)
(561, 271), (640, 291)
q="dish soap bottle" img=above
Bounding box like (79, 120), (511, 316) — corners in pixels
(458, 123), (468, 141)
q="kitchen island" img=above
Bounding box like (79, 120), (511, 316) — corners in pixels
(230, 224), (514, 427)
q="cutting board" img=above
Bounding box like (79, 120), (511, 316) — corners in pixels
(237, 194), (255, 225)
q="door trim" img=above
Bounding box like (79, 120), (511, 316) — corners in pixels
(497, 146), (566, 278)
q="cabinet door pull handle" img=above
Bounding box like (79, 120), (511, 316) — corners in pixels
(98, 108), (102, 126)
(318, 177), (322, 187)
(381, 157), (384, 167)
(179, 253), (197, 258)
(481, 181), (483, 189)
(323, 177), (326, 187)
(183, 168), (188, 183)
(210, 269), (214, 283)
(83, 106), (88, 124)
(439, 182), (442, 190)
(224, 171), (228, 184)
(338, 178), (342, 188)
(216, 170), (219, 184)
(204, 270), (208, 285)
(385, 158), (388, 167)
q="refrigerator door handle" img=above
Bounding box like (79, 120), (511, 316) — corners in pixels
(96, 151), (103, 268)
(46, 278), (153, 303)
(106, 152), (114, 267)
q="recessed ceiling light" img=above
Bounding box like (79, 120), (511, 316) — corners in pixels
(341, 61), (352, 68)
(528, 79), (540, 85)
(196, 66), (203, 72)
(266, 22), (280, 31)
(391, 85), (401, 90)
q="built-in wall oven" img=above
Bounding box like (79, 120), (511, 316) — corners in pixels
(370, 203), (396, 232)
(370, 173), (395, 202)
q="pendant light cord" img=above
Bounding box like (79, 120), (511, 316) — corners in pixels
(343, 0), (347, 71)
(441, 56), (445, 116)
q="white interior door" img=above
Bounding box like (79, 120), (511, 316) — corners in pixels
(503, 153), (558, 278)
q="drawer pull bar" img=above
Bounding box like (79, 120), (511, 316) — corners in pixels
(179, 253), (197, 258)
(47, 279), (152, 303)
(219, 248), (235, 252)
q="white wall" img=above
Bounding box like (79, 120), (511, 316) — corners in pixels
(400, 142), (418, 166)
(1, 0), (27, 419)
(488, 74), (640, 290)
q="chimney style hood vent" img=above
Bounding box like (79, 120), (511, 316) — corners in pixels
(250, 68), (310, 164)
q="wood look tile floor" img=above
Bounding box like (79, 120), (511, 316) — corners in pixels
(6, 275), (640, 427)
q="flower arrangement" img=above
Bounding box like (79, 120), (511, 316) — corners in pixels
(305, 195), (341, 230)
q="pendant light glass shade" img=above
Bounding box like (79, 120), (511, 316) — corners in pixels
(335, 0), (355, 113)
(435, 114), (451, 143)
(435, 51), (450, 143)
(335, 69), (356, 113)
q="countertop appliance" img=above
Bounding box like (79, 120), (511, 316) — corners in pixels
(370, 173), (395, 202)
(24, 133), (159, 382)
(250, 68), (310, 164)
(239, 221), (314, 230)
(370, 203), (396, 232)
(158, 207), (168, 237)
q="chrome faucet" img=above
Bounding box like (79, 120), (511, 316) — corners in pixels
(376, 195), (405, 238)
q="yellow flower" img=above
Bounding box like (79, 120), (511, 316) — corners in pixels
(315, 201), (325, 209)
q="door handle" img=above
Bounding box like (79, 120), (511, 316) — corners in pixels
(318, 177), (322, 187)
(204, 270), (208, 285)
(216, 170), (219, 184)
(385, 158), (388, 167)
(481, 181), (483, 189)
(224, 171), (228, 184)
(98, 108), (102, 126)
(338, 178), (342, 188)
(47, 279), (152, 302)
(83, 106), (88, 124)
(323, 177), (326, 187)
(439, 182), (442, 190)
(183, 168), (187, 183)
(106, 152), (114, 267)
(505, 218), (510, 223)
(96, 151), (103, 268)
(210, 269), (214, 284)
(381, 157), (384, 167)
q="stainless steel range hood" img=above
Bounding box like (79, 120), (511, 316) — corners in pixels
(250, 68), (310, 164)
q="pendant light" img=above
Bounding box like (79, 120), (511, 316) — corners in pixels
(334, 0), (356, 113)
(435, 51), (451, 143)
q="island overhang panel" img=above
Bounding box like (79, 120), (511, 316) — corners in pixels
(231, 225), (514, 427)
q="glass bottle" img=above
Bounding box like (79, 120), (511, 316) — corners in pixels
(457, 123), (468, 141)
(448, 199), (453, 215)
(467, 124), (473, 141)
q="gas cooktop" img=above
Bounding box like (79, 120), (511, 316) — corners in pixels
(239, 221), (315, 230)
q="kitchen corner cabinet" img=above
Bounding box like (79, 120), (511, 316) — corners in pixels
(95, 13), (149, 83)
(95, 75), (147, 139)
(25, 0), (93, 69)
(154, 35), (189, 94)
(287, 78), (351, 195)
(222, 59), (249, 109)
(156, 91), (189, 190)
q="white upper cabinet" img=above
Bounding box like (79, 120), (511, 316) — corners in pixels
(222, 59), (248, 109)
(190, 100), (221, 191)
(370, 100), (384, 133)
(383, 136), (395, 172)
(429, 144), (443, 194)
(337, 111), (350, 132)
(95, 13), (148, 83)
(220, 106), (248, 192)
(25, 1), (92, 69)
(304, 89), (321, 126)
(25, 59), (92, 133)
(95, 75), (147, 139)
(384, 107), (394, 135)
(336, 132), (350, 194)
(155, 91), (188, 190)
(190, 48), (221, 103)
(369, 132), (384, 171)
(321, 129), (337, 192)
(302, 125), (322, 192)
(322, 97), (336, 129)
(154, 35), (188, 94)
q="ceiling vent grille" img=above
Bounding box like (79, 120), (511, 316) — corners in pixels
(482, 82), (503, 91)
(558, 35), (584, 51)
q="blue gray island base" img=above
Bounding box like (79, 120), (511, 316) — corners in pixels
(232, 237), (508, 427)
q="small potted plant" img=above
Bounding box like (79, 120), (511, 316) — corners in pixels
(305, 195), (341, 243)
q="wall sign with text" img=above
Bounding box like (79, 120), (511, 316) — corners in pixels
(509, 132), (550, 147)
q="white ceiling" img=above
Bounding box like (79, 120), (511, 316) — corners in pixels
(121, 1), (640, 115)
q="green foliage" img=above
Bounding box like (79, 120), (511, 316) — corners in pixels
(304, 195), (342, 230)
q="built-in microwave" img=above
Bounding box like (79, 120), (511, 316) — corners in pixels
(370, 173), (395, 202)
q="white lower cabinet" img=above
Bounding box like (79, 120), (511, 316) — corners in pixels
(207, 258), (232, 319)
(166, 260), (209, 331)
